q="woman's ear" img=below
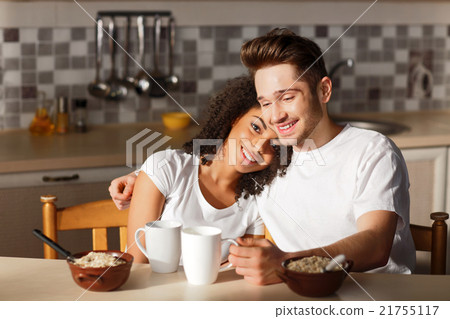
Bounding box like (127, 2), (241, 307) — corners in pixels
(318, 76), (332, 103)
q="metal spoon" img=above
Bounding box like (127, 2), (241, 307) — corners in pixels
(134, 15), (151, 95)
(32, 229), (76, 263)
(324, 254), (346, 272)
(88, 18), (110, 98)
(118, 16), (136, 89)
(105, 17), (128, 101)
(149, 15), (167, 98)
(165, 16), (179, 91)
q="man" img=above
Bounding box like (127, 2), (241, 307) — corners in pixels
(109, 29), (415, 285)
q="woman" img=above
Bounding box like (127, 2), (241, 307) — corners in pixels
(127, 76), (292, 263)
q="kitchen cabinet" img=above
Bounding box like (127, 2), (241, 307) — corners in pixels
(0, 166), (131, 259)
(0, 122), (200, 259)
(401, 147), (447, 226)
(401, 146), (449, 274)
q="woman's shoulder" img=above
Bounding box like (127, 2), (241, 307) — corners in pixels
(149, 149), (196, 172)
(150, 148), (194, 162)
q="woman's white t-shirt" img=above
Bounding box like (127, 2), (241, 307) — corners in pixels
(140, 149), (264, 261)
(257, 125), (416, 274)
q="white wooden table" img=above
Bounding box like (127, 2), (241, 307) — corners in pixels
(1, 257), (449, 301)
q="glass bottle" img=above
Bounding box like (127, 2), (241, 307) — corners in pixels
(29, 91), (55, 136)
(74, 99), (88, 133)
(55, 97), (69, 134)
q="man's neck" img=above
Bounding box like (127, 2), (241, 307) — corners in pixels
(294, 114), (343, 152)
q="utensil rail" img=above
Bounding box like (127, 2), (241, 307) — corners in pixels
(97, 11), (172, 18)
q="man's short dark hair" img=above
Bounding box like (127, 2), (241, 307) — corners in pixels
(240, 28), (328, 95)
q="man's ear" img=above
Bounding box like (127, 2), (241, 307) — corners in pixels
(318, 76), (332, 103)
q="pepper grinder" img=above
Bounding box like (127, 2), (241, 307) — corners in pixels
(55, 97), (69, 134)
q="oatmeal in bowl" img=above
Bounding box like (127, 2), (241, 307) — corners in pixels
(67, 250), (133, 291)
(277, 256), (353, 297)
(71, 251), (127, 268)
(286, 256), (343, 273)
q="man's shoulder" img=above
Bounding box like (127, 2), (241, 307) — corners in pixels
(343, 125), (400, 154)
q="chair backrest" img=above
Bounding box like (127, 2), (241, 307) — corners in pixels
(410, 212), (448, 275)
(264, 212), (448, 275)
(40, 195), (129, 259)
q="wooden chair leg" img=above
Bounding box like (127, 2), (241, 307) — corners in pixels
(41, 195), (58, 259)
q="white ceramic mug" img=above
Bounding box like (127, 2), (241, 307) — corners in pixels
(135, 220), (182, 273)
(181, 226), (238, 285)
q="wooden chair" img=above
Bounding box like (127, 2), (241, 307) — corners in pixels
(40, 195), (129, 259)
(410, 212), (448, 275)
(264, 212), (449, 275)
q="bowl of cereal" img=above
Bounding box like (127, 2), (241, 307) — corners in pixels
(277, 256), (353, 297)
(67, 250), (134, 292)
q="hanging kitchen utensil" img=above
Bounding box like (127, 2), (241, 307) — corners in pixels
(165, 16), (180, 91)
(119, 16), (136, 89)
(134, 15), (151, 95)
(149, 15), (167, 98)
(105, 17), (128, 101)
(88, 18), (110, 98)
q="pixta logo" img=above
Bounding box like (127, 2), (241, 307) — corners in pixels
(126, 129), (172, 169)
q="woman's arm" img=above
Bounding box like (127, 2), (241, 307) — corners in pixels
(127, 171), (166, 263)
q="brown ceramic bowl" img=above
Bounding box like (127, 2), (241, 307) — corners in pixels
(277, 256), (353, 297)
(67, 250), (133, 292)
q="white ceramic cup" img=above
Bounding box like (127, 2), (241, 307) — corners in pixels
(181, 226), (238, 285)
(135, 220), (182, 273)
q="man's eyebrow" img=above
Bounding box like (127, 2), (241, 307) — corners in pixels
(252, 116), (267, 130)
(257, 88), (302, 101)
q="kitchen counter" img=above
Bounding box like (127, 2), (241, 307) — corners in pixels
(0, 122), (201, 173)
(1, 110), (450, 174)
(332, 109), (450, 149)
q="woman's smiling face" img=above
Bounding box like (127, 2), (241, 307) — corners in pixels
(224, 106), (276, 174)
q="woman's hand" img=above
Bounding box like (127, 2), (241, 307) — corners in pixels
(228, 237), (288, 285)
(109, 172), (137, 210)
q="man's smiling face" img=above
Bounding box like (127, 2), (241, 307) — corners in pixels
(255, 63), (324, 147)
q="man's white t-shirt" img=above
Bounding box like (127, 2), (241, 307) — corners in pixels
(257, 124), (416, 273)
(140, 149), (264, 261)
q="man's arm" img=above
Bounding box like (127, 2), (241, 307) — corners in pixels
(109, 171), (137, 210)
(228, 210), (398, 285)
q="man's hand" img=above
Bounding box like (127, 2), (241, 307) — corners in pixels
(228, 237), (287, 285)
(108, 172), (137, 210)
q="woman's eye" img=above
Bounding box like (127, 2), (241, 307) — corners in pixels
(251, 123), (261, 133)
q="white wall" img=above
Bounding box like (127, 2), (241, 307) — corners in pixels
(1, 1), (450, 28)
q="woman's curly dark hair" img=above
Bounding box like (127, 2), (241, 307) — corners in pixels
(183, 76), (292, 200)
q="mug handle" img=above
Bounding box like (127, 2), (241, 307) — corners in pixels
(219, 238), (239, 272)
(135, 227), (149, 259)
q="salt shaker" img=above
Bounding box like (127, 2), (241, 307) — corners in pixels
(74, 99), (88, 133)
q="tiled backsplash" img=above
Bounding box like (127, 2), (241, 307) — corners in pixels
(1, 24), (450, 130)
